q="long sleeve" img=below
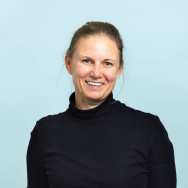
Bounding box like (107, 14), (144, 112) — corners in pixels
(148, 116), (177, 188)
(26, 122), (48, 188)
(26, 98), (177, 188)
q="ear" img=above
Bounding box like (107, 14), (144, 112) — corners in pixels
(65, 55), (72, 75)
(117, 66), (123, 76)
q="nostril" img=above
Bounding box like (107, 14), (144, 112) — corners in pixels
(90, 70), (101, 78)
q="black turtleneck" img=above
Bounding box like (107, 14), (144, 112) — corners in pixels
(27, 92), (176, 188)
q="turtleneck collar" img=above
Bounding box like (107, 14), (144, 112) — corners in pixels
(67, 92), (116, 119)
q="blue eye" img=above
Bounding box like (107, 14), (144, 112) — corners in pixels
(104, 61), (113, 66)
(82, 59), (91, 64)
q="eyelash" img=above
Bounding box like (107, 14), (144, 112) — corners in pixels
(82, 59), (91, 64)
(81, 59), (113, 67)
(104, 62), (113, 66)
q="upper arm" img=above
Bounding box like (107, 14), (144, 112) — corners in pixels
(148, 116), (177, 188)
(26, 121), (48, 188)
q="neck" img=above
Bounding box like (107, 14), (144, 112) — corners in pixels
(75, 93), (105, 110)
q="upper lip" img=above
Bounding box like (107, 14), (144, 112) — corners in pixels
(85, 80), (104, 84)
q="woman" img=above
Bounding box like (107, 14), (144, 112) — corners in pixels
(27, 21), (176, 188)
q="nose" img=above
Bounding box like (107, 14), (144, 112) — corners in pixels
(90, 63), (102, 78)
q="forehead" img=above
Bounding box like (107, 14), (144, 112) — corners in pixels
(73, 34), (119, 59)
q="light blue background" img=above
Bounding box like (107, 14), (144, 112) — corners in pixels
(0, 0), (187, 187)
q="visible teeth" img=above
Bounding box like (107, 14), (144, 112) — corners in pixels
(86, 81), (103, 86)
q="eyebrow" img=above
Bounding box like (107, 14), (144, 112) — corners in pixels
(79, 55), (116, 62)
(103, 58), (116, 62)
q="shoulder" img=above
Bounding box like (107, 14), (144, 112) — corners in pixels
(114, 100), (157, 122)
(31, 112), (66, 135)
(115, 101), (173, 151)
(114, 100), (169, 136)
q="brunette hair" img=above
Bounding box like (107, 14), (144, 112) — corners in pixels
(66, 21), (124, 67)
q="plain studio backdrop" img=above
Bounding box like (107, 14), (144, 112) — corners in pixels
(0, 0), (187, 187)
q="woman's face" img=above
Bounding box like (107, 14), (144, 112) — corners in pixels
(65, 34), (122, 104)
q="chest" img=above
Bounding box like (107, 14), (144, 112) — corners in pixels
(42, 124), (150, 188)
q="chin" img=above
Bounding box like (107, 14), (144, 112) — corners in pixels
(84, 91), (107, 102)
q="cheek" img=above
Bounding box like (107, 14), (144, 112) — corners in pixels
(105, 71), (119, 83)
(72, 64), (90, 80)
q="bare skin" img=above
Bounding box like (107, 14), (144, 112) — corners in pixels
(65, 34), (122, 110)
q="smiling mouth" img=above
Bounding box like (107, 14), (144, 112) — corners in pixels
(85, 80), (104, 86)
